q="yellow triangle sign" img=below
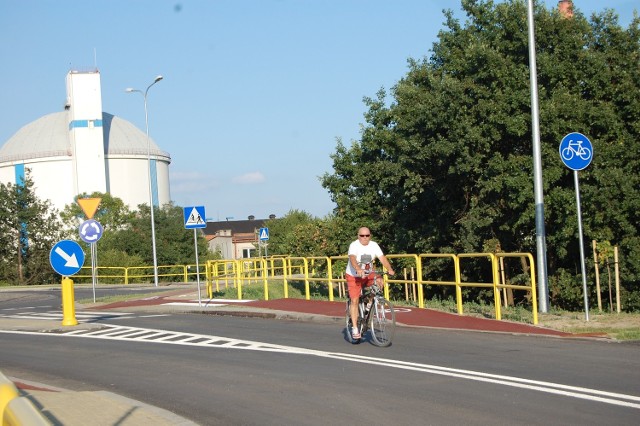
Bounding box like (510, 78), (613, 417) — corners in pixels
(77, 198), (102, 219)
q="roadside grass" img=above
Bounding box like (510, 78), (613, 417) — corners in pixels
(212, 281), (306, 300)
(77, 294), (139, 304)
(77, 289), (180, 305)
(609, 328), (640, 340)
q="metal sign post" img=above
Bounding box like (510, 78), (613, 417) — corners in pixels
(79, 219), (104, 303)
(259, 227), (269, 257)
(77, 198), (103, 302)
(559, 132), (594, 321)
(50, 240), (86, 326)
(184, 206), (207, 306)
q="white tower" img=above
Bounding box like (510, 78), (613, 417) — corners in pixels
(66, 70), (108, 195)
(0, 70), (171, 212)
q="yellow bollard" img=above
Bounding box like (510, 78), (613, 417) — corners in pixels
(61, 277), (78, 326)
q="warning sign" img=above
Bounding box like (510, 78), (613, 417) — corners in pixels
(183, 206), (207, 229)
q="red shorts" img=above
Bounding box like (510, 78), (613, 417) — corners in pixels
(346, 273), (376, 299)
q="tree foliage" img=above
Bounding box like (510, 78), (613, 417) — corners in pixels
(321, 0), (640, 310)
(0, 174), (63, 285)
(60, 194), (212, 276)
(264, 209), (348, 257)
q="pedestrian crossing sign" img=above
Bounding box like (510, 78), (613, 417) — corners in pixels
(259, 227), (269, 241)
(183, 206), (207, 229)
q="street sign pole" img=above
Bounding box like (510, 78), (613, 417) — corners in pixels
(559, 132), (594, 322)
(184, 206), (207, 307)
(91, 243), (97, 303)
(574, 171), (589, 321)
(193, 228), (202, 307)
(79, 219), (104, 302)
(258, 227), (269, 258)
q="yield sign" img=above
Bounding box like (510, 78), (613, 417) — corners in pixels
(77, 198), (102, 219)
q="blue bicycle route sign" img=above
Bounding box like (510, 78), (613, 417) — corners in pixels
(49, 240), (85, 276)
(559, 132), (593, 171)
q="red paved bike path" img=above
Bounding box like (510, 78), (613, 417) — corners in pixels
(240, 298), (575, 337)
(100, 291), (578, 338)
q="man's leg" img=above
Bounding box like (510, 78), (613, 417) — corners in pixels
(346, 275), (362, 338)
(350, 295), (359, 332)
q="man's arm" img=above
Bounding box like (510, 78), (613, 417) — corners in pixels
(378, 255), (395, 275)
(349, 254), (364, 277)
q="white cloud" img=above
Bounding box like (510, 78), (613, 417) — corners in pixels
(232, 171), (266, 185)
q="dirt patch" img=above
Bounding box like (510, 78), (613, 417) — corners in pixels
(537, 312), (640, 338)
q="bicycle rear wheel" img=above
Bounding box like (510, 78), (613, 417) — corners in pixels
(369, 297), (395, 347)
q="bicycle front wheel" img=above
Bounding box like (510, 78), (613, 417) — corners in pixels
(369, 297), (395, 347)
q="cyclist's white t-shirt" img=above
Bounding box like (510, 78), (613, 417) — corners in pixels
(346, 240), (384, 277)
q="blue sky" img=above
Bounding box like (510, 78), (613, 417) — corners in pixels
(0, 1), (637, 221)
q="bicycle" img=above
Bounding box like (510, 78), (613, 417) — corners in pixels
(345, 272), (396, 346)
(561, 139), (592, 161)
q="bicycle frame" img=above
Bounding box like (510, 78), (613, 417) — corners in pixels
(562, 139), (591, 161)
(345, 273), (395, 346)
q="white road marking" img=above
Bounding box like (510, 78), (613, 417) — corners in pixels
(0, 324), (638, 409)
(0, 310), (135, 321)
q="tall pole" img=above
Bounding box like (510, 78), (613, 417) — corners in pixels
(574, 171), (589, 321)
(526, 1), (549, 312)
(126, 75), (163, 287)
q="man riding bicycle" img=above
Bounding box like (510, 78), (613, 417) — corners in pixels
(346, 227), (395, 339)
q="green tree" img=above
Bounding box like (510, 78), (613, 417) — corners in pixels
(118, 203), (210, 266)
(60, 192), (135, 233)
(322, 0), (640, 310)
(0, 174), (63, 285)
(264, 210), (350, 258)
(61, 195), (211, 272)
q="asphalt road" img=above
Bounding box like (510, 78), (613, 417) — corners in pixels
(1, 288), (639, 425)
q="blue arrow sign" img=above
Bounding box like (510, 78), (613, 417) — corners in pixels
(259, 227), (269, 241)
(184, 206), (207, 229)
(50, 240), (85, 276)
(79, 219), (104, 244)
(559, 132), (593, 171)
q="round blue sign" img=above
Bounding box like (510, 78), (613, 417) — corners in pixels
(79, 219), (104, 244)
(50, 240), (85, 276)
(559, 132), (593, 171)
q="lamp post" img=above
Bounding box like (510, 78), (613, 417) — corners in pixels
(126, 75), (163, 287)
(526, 1), (549, 312)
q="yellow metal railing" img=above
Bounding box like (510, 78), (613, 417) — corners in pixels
(495, 253), (538, 325)
(70, 251), (539, 324)
(208, 253), (538, 324)
(456, 253), (502, 319)
(419, 253), (458, 311)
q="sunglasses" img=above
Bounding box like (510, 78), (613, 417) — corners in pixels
(359, 234), (371, 237)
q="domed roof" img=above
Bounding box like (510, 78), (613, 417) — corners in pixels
(0, 111), (171, 163)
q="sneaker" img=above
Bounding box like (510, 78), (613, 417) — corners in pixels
(351, 327), (361, 339)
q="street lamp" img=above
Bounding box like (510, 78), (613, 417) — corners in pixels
(125, 75), (163, 287)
